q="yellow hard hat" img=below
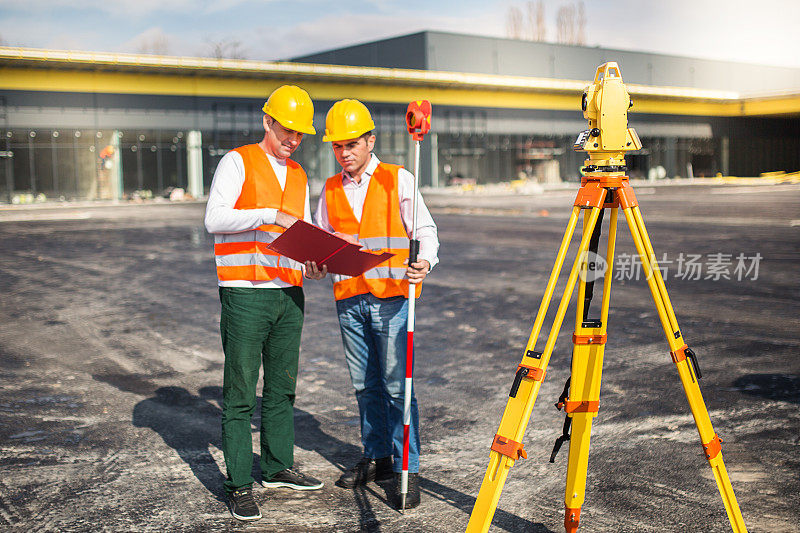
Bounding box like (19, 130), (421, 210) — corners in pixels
(322, 99), (376, 142)
(262, 85), (316, 135)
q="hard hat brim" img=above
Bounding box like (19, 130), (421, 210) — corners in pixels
(287, 122), (316, 135)
(266, 113), (317, 135)
(322, 128), (374, 143)
(262, 104), (316, 135)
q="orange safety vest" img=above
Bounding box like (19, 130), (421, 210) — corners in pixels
(214, 144), (306, 286)
(324, 162), (422, 301)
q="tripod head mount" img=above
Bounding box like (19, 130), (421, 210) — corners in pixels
(573, 62), (642, 172)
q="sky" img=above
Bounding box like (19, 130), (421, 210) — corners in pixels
(0, 0), (798, 68)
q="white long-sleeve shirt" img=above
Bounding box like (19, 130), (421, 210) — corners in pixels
(314, 154), (439, 270)
(204, 148), (312, 288)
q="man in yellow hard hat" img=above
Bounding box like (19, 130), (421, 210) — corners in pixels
(204, 85), (327, 521)
(314, 99), (439, 510)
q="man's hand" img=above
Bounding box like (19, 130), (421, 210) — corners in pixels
(275, 211), (298, 229)
(405, 259), (430, 284)
(304, 261), (327, 280)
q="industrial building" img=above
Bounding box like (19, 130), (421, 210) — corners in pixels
(0, 31), (798, 202)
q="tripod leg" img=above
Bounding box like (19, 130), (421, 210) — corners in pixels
(621, 198), (747, 532)
(467, 187), (608, 533)
(562, 207), (618, 532)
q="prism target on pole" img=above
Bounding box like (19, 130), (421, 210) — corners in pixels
(400, 99), (432, 513)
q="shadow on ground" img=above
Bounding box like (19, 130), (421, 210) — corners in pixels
(132, 386), (227, 502)
(732, 373), (800, 404)
(129, 386), (551, 531)
(294, 408), (552, 533)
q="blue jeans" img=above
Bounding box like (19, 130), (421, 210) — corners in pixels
(336, 293), (420, 473)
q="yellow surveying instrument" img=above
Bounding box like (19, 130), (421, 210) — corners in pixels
(465, 63), (747, 533)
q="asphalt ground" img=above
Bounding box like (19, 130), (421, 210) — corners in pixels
(0, 182), (798, 532)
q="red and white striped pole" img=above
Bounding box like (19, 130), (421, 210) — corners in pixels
(401, 100), (432, 513)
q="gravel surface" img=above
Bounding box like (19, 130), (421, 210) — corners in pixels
(1, 182), (798, 532)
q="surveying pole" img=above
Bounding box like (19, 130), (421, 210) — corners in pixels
(400, 100), (432, 513)
(465, 63), (747, 532)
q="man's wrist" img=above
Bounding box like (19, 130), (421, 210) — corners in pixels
(418, 258), (433, 272)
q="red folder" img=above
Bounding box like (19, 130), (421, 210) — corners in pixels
(267, 220), (395, 277)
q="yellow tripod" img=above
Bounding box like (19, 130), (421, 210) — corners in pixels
(466, 63), (747, 533)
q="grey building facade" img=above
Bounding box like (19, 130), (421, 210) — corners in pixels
(294, 31), (800, 185)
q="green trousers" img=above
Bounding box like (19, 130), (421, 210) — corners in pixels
(219, 286), (304, 494)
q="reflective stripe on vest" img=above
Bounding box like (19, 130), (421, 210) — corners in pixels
(324, 162), (422, 301)
(214, 144), (306, 285)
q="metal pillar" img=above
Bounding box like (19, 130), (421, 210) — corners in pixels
(175, 141), (183, 189)
(111, 130), (123, 202)
(51, 132), (59, 195)
(187, 130), (203, 198)
(429, 132), (439, 188)
(73, 131), (80, 199)
(28, 132), (36, 193)
(720, 136), (730, 176)
(156, 132), (164, 194)
(3, 133), (12, 203)
(136, 134), (143, 190)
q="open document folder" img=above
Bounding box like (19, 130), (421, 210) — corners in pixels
(267, 220), (395, 277)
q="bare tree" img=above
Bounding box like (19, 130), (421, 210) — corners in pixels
(205, 38), (248, 60)
(556, 4), (573, 44)
(526, 1), (546, 42)
(576, 1), (586, 46)
(508, 1), (585, 44)
(536, 1), (547, 42)
(506, 6), (524, 40)
(556, 1), (587, 45)
(136, 33), (171, 56)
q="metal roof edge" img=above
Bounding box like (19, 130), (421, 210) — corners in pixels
(0, 46), (745, 102)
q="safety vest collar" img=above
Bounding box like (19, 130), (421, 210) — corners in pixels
(324, 161), (421, 300)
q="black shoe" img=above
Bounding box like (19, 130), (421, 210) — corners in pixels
(229, 487), (261, 521)
(263, 468), (323, 491)
(336, 457), (394, 488)
(394, 472), (420, 510)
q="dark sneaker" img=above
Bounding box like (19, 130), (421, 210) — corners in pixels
(394, 472), (420, 510)
(335, 456), (393, 488)
(229, 487), (261, 521)
(263, 468), (323, 491)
